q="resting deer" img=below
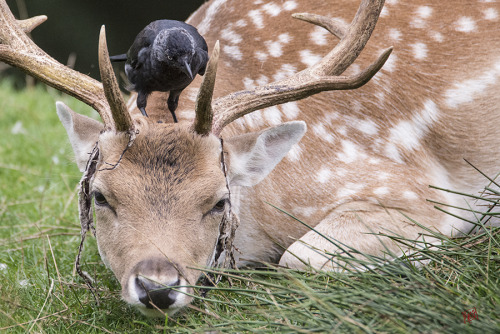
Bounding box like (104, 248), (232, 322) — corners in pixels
(1, 0), (499, 317)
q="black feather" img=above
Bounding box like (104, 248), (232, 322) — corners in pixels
(109, 20), (209, 122)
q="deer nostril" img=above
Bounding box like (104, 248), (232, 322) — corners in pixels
(135, 276), (180, 309)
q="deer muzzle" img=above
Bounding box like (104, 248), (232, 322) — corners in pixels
(124, 257), (189, 316)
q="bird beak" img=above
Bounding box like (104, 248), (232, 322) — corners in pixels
(182, 59), (194, 80)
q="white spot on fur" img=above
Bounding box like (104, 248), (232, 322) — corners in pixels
(386, 0), (398, 5)
(234, 117), (246, 129)
(357, 119), (379, 135)
(265, 34), (292, 58)
(336, 168), (347, 177)
(337, 126), (347, 136)
(376, 91), (386, 103)
(186, 87), (199, 102)
(374, 187), (390, 196)
(337, 183), (365, 198)
(243, 77), (256, 90)
(246, 110), (265, 128)
(316, 167), (332, 184)
(279, 33), (292, 44)
(417, 6), (433, 19)
(380, 7), (389, 17)
(312, 123), (334, 143)
(310, 26), (329, 46)
(283, 1), (298, 11)
(483, 8), (499, 21)
(281, 101), (301, 120)
(403, 190), (419, 200)
(337, 140), (363, 164)
(293, 206), (317, 218)
(384, 99), (439, 161)
(429, 31), (444, 43)
(256, 74), (269, 86)
(377, 172), (389, 180)
(369, 157), (381, 164)
(262, 3), (281, 16)
(411, 42), (428, 60)
(286, 143), (302, 162)
(255, 50), (268, 62)
(235, 19), (248, 27)
(223, 45), (242, 60)
(248, 9), (264, 29)
(300, 50), (322, 67)
(265, 40), (284, 57)
(411, 6), (433, 29)
(197, 0), (228, 35)
(455, 17), (477, 33)
(445, 59), (500, 108)
(273, 63), (297, 81)
(384, 143), (402, 163)
(389, 28), (402, 41)
(263, 106), (282, 125)
(221, 27), (242, 44)
(242, 114), (256, 129)
(179, 109), (195, 119)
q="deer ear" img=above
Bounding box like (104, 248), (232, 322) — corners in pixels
(56, 101), (103, 172)
(226, 121), (307, 187)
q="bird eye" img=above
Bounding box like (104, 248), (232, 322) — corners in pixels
(93, 191), (108, 207)
(167, 55), (173, 61)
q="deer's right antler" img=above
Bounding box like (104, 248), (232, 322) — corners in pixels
(0, 0), (133, 133)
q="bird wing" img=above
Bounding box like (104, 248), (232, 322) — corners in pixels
(126, 24), (158, 67)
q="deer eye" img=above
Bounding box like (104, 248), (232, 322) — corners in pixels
(211, 199), (227, 214)
(93, 191), (109, 207)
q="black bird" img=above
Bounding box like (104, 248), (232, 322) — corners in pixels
(110, 20), (209, 122)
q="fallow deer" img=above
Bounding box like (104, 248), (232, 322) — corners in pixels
(1, 0), (499, 317)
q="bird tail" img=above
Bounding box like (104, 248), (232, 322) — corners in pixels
(109, 53), (127, 62)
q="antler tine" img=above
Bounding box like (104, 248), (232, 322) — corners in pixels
(192, 40), (220, 136)
(0, 0), (115, 130)
(293, 13), (348, 40)
(98, 26), (134, 133)
(211, 0), (390, 136)
(17, 15), (47, 33)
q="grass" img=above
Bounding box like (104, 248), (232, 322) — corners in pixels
(0, 80), (499, 333)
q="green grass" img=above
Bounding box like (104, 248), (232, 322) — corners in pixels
(0, 80), (499, 333)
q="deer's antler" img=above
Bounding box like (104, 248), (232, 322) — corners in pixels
(0, 0), (133, 133)
(193, 0), (391, 136)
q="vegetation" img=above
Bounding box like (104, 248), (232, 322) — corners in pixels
(0, 81), (498, 333)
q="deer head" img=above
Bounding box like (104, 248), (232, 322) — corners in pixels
(0, 0), (391, 316)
